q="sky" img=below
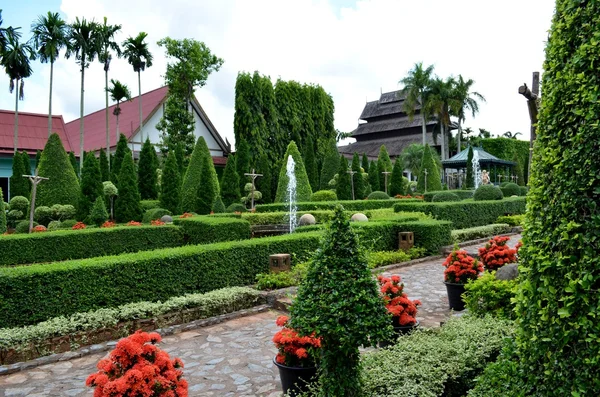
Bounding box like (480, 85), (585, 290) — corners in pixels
(1, 0), (555, 149)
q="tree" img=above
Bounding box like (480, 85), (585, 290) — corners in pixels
(368, 160), (379, 193)
(1, 28), (34, 153)
(67, 17), (101, 175)
(290, 206), (392, 396)
(400, 143), (425, 179)
(180, 137), (213, 213)
(99, 148), (109, 181)
(235, 139), (250, 197)
(10, 152), (29, 198)
(211, 195), (225, 214)
(159, 150), (181, 215)
(89, 196), (108, 226)
(77, 152), (103, 220)
(256, 154), (272, 204)
(466, 146), (474, 188)
(0, 187), (6, 233)
(103, 181), (118, 220)
(426, 76), (461, 160)
(122, 32), (153, 145)
(21, 151), (31, 179)
(304, 135), (318, 192)
(110, 134), (129, 186)
(512, 151), (524, 186)
(389, 158), (406, 196)
(453, 75), (485, 153)
(69, 151), (78, 177)
(196, 144), (218, 215)
(220, 154), (240, 207)
(36, 133), (80, 209)
(417, 144), (442, 193)
(320, 139), (339, 190)
(107, 79), (132, 140)
(114, 148), (142, 222)
(400, 62), (435, 145)
(35, 149), (42, 170)
(138, 138), (158, 199)
(361, 153), (369, 174)
(0, 10), (9, 58)
(174, 142), (185, 176)
(31, 12), (69, 137)
(336, 155), (352, 200)
(275, 141), (313, 203)
(351, 152), (365, 200)
(377, 145), (393, 192)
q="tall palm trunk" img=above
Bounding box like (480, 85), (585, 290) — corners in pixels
(13, 78), (19, 154)
(138, 70), (142, 147)
(48, 61), (54, 137)
(419, 94), (426, 145)
(105, 68), (110, 172)
(457, 120), (462, 154)
(440, 122), (446, 161)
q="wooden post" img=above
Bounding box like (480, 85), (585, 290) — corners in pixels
(24, 170), (49, 233)
(519, 72), (540, 182)
(347, 169), (357, 200)
(382, 171), (391, 194)
(244, 168), (263, 210)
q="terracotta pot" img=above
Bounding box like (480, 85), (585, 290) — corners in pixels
(273, 357), (317, 396)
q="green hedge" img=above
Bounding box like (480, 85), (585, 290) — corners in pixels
(393, 198), (526, 228)
(423, 190), (474, 202)
(255, 199), (422, 213)
(0, 225), (184, 267)
(0, 232), (322, 328)
(140, 200), (161, 211)
(451, 224), (512, 244)
(173, 216), (251, 244)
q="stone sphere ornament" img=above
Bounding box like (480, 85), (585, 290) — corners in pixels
(298, 214), (316, 226)
(161, 215), (174, 224)
(350, 213), (368, 222)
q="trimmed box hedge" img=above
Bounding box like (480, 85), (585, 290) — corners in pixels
(254, 199), (423, 213)
(173, 216), (251, 244)
(0, 225), (184, 267)
(451, 224), (512, 243)
(0, 232), (323, 328)
(393, 198), (526, 228)
(423, 190), (474, 202)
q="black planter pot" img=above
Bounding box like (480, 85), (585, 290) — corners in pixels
(379, 320), (420, 347)
(273, 358), (317, 396)
(444, 281), (466, 311)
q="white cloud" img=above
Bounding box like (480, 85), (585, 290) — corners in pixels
(1, 0), (555, 149)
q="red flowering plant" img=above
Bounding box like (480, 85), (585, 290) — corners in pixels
(72, 221), (86, 230)
(151, 219), (165, 226)
(86, 330), (187, 397)
(273, 315), (321, 368)
(126, 221), (142, 227)
(101, 221), (115, 228)
(377, 274), (421, 326)
(179, 213), (193, 219)
(32, 225), (47, 233)
(442, 248), (483, 284)
(478, 236), (517, 271)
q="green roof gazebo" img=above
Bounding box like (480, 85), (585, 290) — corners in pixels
(441, 146), (516, 188)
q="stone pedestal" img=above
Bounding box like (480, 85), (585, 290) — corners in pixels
(398, 232), (414, 251)
(269, 254), (291, 273)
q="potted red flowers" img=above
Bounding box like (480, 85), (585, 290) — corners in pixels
(273, 315), (321, 396)
(442, 248), (483, 311)
(86, 330), (188, 396)
(378, 275), (421, 330)
(478, 236), (517, 271)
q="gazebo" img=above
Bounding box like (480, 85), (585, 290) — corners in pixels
(441, 146), (516, 188)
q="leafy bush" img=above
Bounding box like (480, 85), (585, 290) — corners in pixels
(366, 250), (412, 268)
(496, 214), (524, 226)
(47, 220), (61, 231)
(451, 224), (512, 243)
(0, 189), (6, 234)
(275, 141), (313, 203)
(0, 225), (184, 267)
(59, 219), (78, 229)
(6, 210), (24, 229)
(159, 151), (181, 215)
(424, 190), (474, 202)
(478, 236), (517, 271)
(142, 208), (172, 224)
(140, 200), (161, 211)
(173, 216), (250, 244)
(9, 196), (29, 213)
(256, 199), (421, 213)
(361, 315), (515, 397)
(34, 206), (53, 226)
(255, 262), (309, 290)
(499, 181), (510, 188)
(500, 182), (520, 197)
(518, 186), (528, 196)
(336, 155), (352, 200)
(226, 203), (247, 213)
(473, 185), (503, 201)
(114, 152), (142, 222)
(15, 220), (36, 234)
(77, 152), (103, 221)
(432, 192), (460, 202)
(89, 197), (109, 227)
(220, 153), (240, 207)
(310, 190), (337, 202)
(211, 196), (226, 214)
(417, 144), (442, 192)
(180, 137), (207, 213)
(137, 139), (159, 200)
(464, 272), (517, 320)
(368, 191), (390, 200)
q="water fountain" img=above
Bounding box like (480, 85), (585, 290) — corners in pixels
(286, 155), (298, 233)
(472, 149), (482, 189)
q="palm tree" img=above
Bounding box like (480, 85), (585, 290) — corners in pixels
(426, 76), (461, 160)
(67, 17), (101, 175)
(122, 32), (153, 145)
(31, 12), (69, 137)
(107, 79), (132, 138)
(400, 143), (424, 180)
(400, 62), (435, 145)
(1, 28), (35, 153)
(0, 10), (10, 59)
(453, 75), (485, 152)
(97, 17), (121, 166)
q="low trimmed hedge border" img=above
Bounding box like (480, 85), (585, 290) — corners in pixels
(173, 216), (251, 244)
(393, 198), (526, 228)
(423, 190), (474, 202)
(254, 199), (423, 213)
(451, 224), (512, 244)
(0, 287), (264, 364)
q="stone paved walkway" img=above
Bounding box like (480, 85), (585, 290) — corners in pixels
(0, 234), (522, 396)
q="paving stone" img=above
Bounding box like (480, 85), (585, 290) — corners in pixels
(4, 387), (36, 396)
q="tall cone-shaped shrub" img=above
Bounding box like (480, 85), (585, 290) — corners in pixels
(0, 188), (6, 233)
(160, 150), (181, 215)
(10, 152), (29, 199)
(138, 139), (159, 200)
(368, 160), (379, 193)
(110, 134), (129, 186)
(361, 153), (369, 174)
(220, 154), (240, 207)
(78, 152), (104, 221)
(417, 144), (441, 192)
(114, 149), (142, 222)
(196, 143), (218, 215)
(99, 149), (110, 181)
(336, 155), (352, 200)
(377, 145), (393, 191)
(275, 141), (312, 203)
(37, 133), (80, 209)
(351, 152), (365, 200)
(466, 146), (474, 188)
(304, 135), (319, 192)
(69, 152), (79, 177)
(235, 139), (250, 197)
(290, 206), (392, 396)
(21, 152), (32, 186)
(389, 158), (406, 196)
(320, 138), (339, 190)
(256, 154), (272, 204)
(180, 137), (207, 213)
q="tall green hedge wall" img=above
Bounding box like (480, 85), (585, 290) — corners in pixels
(173, 216), (251, 245)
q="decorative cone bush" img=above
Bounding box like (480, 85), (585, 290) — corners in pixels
(196, 140), (219, 215)
(0, 188), (6, 234)
(180, 137), (207, 213)
(69, 152), (79, 177)
(466, 146), (474, 188)
(377, 145), (393, 192)
(89, 197), (109, 226)
(389, 158), (406, 197)
(256, 154), (272, 204)
(275, 141), (312, 203)
(211, 195), (226, 214)
(160, 151), (181, 215)
(336, 155), (352, 200)
(368, 160), (379, 194)
(220, 154), (240, 207)
(319, 138), (339, 190)
(351, 152), (365, 200)
(290, 206), (392, 396)
(378, 275), (421, 326)
(9, 152), (29, 199)
(304, 135), (319, 192)
(114, 150), (142, 222)
(78, 153), (104, 221)
(99, 149), (110, 182)
(86, 330), (188, 396)
(417, 144), (442, 193)
(478, 236), (517, 271)
(110, 134), (129, 186)
(138, 138), (159, 200)
(235, 139), (250, 197)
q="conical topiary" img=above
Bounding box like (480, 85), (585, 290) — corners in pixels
(114, 149), (142, 222)
(89, 196), (109, 226)
(111, 134), (129, 186)
(69, 152), (79, 177)
(211, 195), (226, 214)
(304, 135), (319, 192)
(180, 137), (208, 213)
(138, 138), (159, 200)
(290, 206), (392, 396)
(21, 152), (32, 185)
(352, 152), (365, 200)
(220, 154), (240, 207)
(275, 141), (313, 203)
(320, 138), (339, 190)
(160, 150), (181, 215)
(175, 142), (185, 176)
(0, 188), (6, 233)
(78, 152), (104, 221)
(389, 158), (406, 196)
(36, 133), (80, 209)
(336, 155), (352, 200)
(377, 145), (393, 191)
(417, 144), (442, 193)
(368, 160), (379, 193)
(361, 153), (369, 174)
(35, 150), (42, 170)
(466, 146), (474, 188)
(196, 142), (218, 215)
(99, 149), (110, 182)
(10, 152), (29, 199)
(235, 139), (250, 197)
(512, 151), (524, 186)
(256, 154), (272, 204)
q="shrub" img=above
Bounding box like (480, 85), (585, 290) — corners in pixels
(466, 146), (474, 188)
(110, 134), (129, 185)
(432, 192), (460, 202)
(273, 315), (321, 368)
(101, 221), (115, 228)
(36, 133), (80, 209)
(142, 208), (172, 224)
(159, 151), (181, 215)
(72, 221), (86, 230)
(473, 185), (503, 201)
(51, 204), (76, 222)
(319, 138), (339, 190)
(235, 139), (250, 197)
(6, 210), (24, 229)
(86, 330), (187, 396)
(518, 186), (528, 196)
(464, 272), (517, 320)
(9, 196), (29, 213)
(32, 225), (47, 233)
(138, 138), (159, 200)
(451, 224), (512, 243)
(180, 137), (208, 213)
(366, 250), (411, 268)
(256, 199), (421, 213)
(496, 214), (524, 226)
(500, 182), (520, 197)
(226, 203), (246, 213)
(139, 200), (161, 211)
(89, 197), (109, 227)
(442, 248), (482, 284)
(77, 152), (103, 221)
(368, 160), (379, 193)
(423, 190), (474, 202)
(377, 145), (393, 191)
(478, 236), (517, 271)
(310, 190), (337, 202)
(59, 219), (78, 229)
(417, 144), (442, 192)
(377, 274), (421, 326)
(368, 191), (390, 200)
(352, 152), (366, 200)
(335, 155), (352, 200)
(256, 154), (273, 204)
(0, 189), (5, 234)
(305, 136), (319, 193)
(9, 152), (29, 199)
(499, 181), (510, 188)
(275, 141), (313, 203)
(173, 216), (250, 245)
(15, 220), (36, 234)
(126, 221), (142, 227)
(389, 158), (407, 197)
(211, 196), (226, 214)
(99, 149), (109, 182)
(47, 220), (61, 231)
(255, 262), (309, 290)
(34, 206), (53, 226)
(114, 151), (142, 223)
(196, 138), (219, 215)
(219, 153), (240, 207)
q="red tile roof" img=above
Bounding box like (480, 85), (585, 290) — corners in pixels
(0, 110), (73, 154)
(65, 86), (168, 155)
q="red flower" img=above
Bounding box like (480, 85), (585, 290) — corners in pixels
(478, 236), (517, 271)
(180, 213), (194, 219)
(442, 248), (483, 283)
(126, 221), (142, 227)
(33, 225), (47, 233)
(151, 219), (165, 226)
(101, 221), (115, 228)
(273, 317), (321, 367)
(72, 221), (86, 230)
(378, 275), (420, 326)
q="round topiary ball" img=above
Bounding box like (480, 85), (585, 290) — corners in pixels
(500, 182), (520, 197)
(161, 215), (173, 224)
(432, 192), (461, 202)
(299, 213), (316, 226)
(473, 185), (504, 201)
(350, 213), (368, 222)
(310, 190), (338, 202)
(226, 203), (247, 213)
(500, 181), (510, 188)
(367, 191), (390, 200)
(15, 220), (37, 234)
(519, 186), (528, 196)
(9, 196), (29, 213)
(48, 220), (62, 231)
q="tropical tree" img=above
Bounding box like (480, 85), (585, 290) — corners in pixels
(400, 143), (425, 180)
(67, 17), (101, 175)
(1, 28), (34, 153)
(453, 75), (485, 152)
(31, 12), (69, 137)
(106, 79), (132, 139)
(400, 62), (435, 145)
(122, 32), (153, 144)
(97, 17), (121, 166)
(426, 76), (460, 160)
(0, 10), (9, 58)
